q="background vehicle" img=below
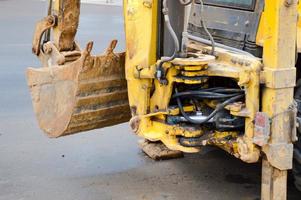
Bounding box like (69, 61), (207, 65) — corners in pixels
(27, 0), (301, 199)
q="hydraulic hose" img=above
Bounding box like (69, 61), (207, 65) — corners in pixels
(172, 88), (244, 99)
(176, 93), (218, 124)
(163, 0), (180, 55)
(172, 91), (243, 99)
(157, 0), (181, 81)
(196, 0), (215, 55)
(175, 88), (244, 124)
(178, 0), (216, 55)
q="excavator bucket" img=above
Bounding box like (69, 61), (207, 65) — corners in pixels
(26, 40), (131, 138)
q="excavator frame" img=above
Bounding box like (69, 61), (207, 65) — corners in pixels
(27, 0), (300, 199)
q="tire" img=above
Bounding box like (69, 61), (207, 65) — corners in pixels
(293, 78), (301, 191)
(293, 138), (301, 191)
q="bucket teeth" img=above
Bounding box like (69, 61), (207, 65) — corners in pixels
(27, 41), (130, 138)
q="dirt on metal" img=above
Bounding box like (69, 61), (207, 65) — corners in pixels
(27, 40), (131, 138)
(140, 140), (184, 160)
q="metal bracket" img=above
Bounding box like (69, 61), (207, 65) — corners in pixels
(291, 102), (298, 142)
(143, 0), (153, 8)
(262, 143), (294, 170)
(260, 103), (297, 170)
(253, 112), (271, 146)
(39, 42), (65, 67)
(32, 15), (57, 56)
(260, 68), (296, 89)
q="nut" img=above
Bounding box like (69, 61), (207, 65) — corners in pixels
(143, 0), (153, 8)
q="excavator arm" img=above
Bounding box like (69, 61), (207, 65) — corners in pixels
(27, 0), (130, 138)
(32, 0), (79, 55)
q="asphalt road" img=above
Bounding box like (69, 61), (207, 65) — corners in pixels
(0, 0), (300, 200)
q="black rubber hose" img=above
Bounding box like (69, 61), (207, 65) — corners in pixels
(177, 87), (244, 93)
(217, 123), (245, 129)
(176, 96), (218, 124)
(175, 88), (244, 124)
(177, 95), (239, 100)
(220, 94), (245, 107)
(172, 91), (241, 99)
(209, 88), (244, 93)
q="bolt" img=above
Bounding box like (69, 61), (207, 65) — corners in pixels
(143, 0), (152, 8)
(47, 16), (54, 24)
(285, 0), (293, 7)
(245, 61), (251, 67)
(43, 44), (52, 54)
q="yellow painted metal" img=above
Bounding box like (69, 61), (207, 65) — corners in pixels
(28, 0), (301, 197)
(204, 131), (239, 157)
(126, 31), (262, 158)
(258, 0), (301, 52)
(42, 0), (293, 165)
(123, 0), (158, 116)
(297, 1), (301, 52)
(260, 0), (298, 199)
(31, 0), (298, 167)
(122, 0), (263, 158)
(123, 1), (201, 153)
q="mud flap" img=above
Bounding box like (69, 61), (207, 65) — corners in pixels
(27, 40), (131, 138)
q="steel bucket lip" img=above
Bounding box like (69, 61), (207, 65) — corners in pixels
(27, 41), (130, 138)
(27, 46), (88, 138)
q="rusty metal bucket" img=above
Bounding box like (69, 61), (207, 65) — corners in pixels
(27, 41), (131, 138)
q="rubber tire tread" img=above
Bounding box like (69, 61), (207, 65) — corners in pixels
(293, 138), (301, 191)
